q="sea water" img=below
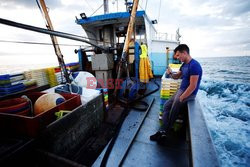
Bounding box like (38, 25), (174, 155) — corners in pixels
(196, 56), (250, 167)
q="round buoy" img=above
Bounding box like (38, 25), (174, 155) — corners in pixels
(34, 93), (65, 115)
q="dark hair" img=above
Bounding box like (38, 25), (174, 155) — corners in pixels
(174, 44), (190, 55)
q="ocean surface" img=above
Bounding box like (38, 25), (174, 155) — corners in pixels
(196, 56), (250, 167)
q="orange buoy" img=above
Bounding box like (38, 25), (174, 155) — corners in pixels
(34, 93), (65, 116)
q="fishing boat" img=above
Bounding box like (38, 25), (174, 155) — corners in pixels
(0, 0), (219, 166)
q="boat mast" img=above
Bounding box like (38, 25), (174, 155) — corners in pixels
(114, 0), (139, 95)
(122, 0), (138, 54)
(38, 0), (71, 83)
(104, 0), (109, 14)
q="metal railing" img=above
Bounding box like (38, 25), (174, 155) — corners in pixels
(153, 32), (177, 41)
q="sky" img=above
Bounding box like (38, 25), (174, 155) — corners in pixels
(0, 0), (249, 69)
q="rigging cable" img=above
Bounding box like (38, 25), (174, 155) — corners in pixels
(0, 39), (89, 47)
(37, 0), (112, 45)
(36, 0), (49, 28)
(145, 0), (148, 11)
(157, 0), (162, 24)
(138, 0), (143, 10)
(90, 4), (104, 16)
(83, 0), (94, 12)
(138, 3), (145, 11)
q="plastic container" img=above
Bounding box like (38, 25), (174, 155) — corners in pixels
(0, 92), (81, 137)
(0, 83), (25, 96)
(0, 98), (30, 116)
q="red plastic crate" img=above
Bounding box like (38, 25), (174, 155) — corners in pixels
(0, 92), (81, 138)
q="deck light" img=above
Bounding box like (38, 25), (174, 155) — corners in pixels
(80, 13), (87, 19)
(152, 20), (158, 24)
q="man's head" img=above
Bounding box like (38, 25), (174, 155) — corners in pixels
(173, 44), (190, 63)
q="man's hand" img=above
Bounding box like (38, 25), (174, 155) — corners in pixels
(179, 75), (199, 102)
(179, 95), (184, 102)
(166, 67), (172, 75)
(167, 67), (182, 79)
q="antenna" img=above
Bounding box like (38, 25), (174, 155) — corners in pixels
(176, 28), (181, 43)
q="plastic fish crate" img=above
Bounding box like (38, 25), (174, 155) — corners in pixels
(0, 83), (25, 96)
(0, 74), (11, 81)
(0, 92), (81, 138)
(0, 73), (24, 81)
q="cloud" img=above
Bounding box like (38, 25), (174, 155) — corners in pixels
(0, 0), (62, 9)
(222, 0), (250, 16)
(0, 0), (249, 60)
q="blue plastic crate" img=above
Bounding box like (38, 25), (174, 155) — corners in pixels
(0, 74), (10, 81)
(160, 99), (167, 105)
(0, 83), (25, 96)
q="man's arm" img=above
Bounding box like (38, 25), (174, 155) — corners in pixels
(167, 67), (182, 79)
(179, 75), (199, 102)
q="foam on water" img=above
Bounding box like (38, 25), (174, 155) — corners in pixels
(197, 56), (250, 166)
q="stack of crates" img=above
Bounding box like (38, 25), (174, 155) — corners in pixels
(0, 73), (37, 97)
(159, 77), (181, 118)
(103, 88), (109, 111)
(46, 68), (58, 87)
(54, 67), (66, 84)
(65, 62), (80, 72)
(53, 63), (79, 85)
(24, 69), (49, 87)
(159, 64), (182, 121)
(0, 73), (26, 96)
(96, 88), (109, 111)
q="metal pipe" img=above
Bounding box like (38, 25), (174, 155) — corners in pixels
(104, 0), (109, 14)
(0, 17), (107, 51)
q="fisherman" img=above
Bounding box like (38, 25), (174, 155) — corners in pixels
(150, 44), (203, 142)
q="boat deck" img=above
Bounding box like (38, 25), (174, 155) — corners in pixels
(93, 78), (190, 167)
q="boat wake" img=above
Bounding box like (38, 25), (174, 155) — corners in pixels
(198, 78), (250, 166)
